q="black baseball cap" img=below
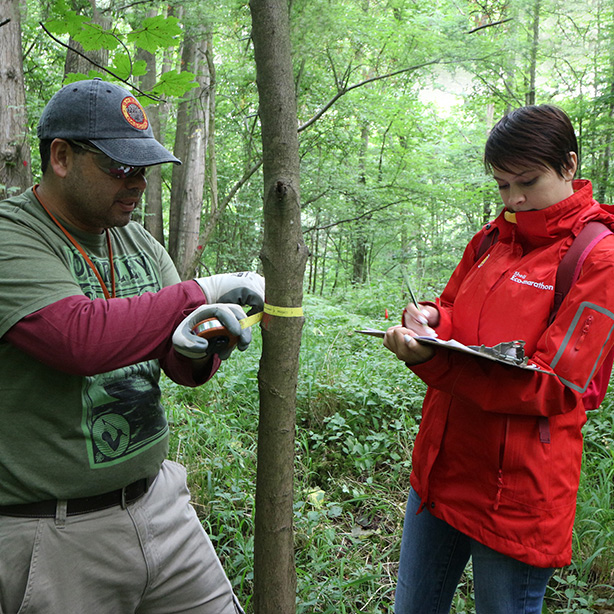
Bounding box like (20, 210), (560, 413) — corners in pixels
(37, 78), (180, 166)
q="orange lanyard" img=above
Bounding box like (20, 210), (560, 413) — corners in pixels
(33, 185), (116, 299)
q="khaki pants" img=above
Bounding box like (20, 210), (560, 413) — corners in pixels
(0, 460), (243, 614)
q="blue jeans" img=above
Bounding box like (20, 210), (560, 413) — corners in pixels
(394, 489), (554, 614)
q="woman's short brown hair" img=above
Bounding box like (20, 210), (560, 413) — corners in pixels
(484, 105), (578, 178)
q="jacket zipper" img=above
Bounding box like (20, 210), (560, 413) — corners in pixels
(574, 315), (593, 350)
(494, 417), (509, 511)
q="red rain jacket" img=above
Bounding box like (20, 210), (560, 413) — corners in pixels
(409, 180), (614, 568)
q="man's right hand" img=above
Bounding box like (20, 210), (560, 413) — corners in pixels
(172, 303), (252, 360)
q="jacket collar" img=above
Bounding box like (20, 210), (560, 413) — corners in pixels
(494, 180), (604, 249)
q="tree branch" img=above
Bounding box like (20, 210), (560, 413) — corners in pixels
(467, 18), (513, 34)
(298, 58), (443, 133)
(300, 190), (327, 209)
(303, 199), (406, 233)
(0, 18), (10, 27)
(221, 158), (263, 210)
(103, 0), (156, 13)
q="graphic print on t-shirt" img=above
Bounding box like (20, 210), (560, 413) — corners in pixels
(64, 247), (169, 468)
(82, 362), (169, 468)
(66, 247), (163, 299)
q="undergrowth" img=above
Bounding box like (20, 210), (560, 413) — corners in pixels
(163, 287), (614, 613)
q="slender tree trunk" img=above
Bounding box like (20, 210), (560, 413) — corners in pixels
(595, 58), (614, 203)
(249, 0), (307, 612)
(0, 0), (32, 199)
(137, 9), (165, 244)
(198, 42), (218, 274)
(319, 230), (329, 296)
(525, 0), (540, 106)
(352, 124), (370, 284)
(169, 28), (211, 279)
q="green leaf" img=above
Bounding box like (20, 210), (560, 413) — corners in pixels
(86, 69), (106, 80)
(111, 54), (148, 80)
(152, 70), (199, 98)
(132, 60), (148, 78)
(44, 0), (89, 36)
(63, 72), (94, 84)
(63, 71), (110, 85)
(327, 504), (343, 518)
(73, 23), (120, 52)
(45, 12), (90, 38)
(127, 15), (182, 54)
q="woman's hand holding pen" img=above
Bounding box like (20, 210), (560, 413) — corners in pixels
(383, 303), (439, 365)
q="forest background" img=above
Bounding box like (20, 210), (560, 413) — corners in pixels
(1, 0), (614, 612)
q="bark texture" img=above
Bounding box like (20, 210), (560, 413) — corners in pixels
(249, 0), (308, 612)
(0, 0), (32, 198)
(169, 29), (212, 279)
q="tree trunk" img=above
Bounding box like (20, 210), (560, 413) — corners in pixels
(249, 0), (307, 612)
(168, 28), (211, 279)
(352, 124), (370, 284)
(136, 10), (166, 244)
(595, 55), (614, 203)
(0, 0), (32, 199)
(525, 0), (540, 106)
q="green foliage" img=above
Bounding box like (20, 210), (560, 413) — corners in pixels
(150, 70), (200, 100)
(163, 291), (614, 613)
(44, 1), (91, 38)
(40, 0), (196, 101)
(112, 55), (148, 81)
(22, 0), (614, 282)
(127, 15), (183, 54)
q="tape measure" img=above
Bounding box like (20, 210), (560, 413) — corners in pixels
(191, 305), (304, 350)
(192, 318), (239, 352)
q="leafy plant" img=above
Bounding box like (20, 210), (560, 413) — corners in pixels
(41, 0), (197, 101)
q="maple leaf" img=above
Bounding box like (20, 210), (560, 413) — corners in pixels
(128, 16), (182, 54)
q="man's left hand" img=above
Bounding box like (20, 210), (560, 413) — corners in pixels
(195, 272), (265, 314)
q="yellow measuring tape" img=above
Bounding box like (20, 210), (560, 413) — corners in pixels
(240, 303), (304, 329)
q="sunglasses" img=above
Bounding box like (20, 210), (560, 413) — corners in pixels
(68, 140), (147, 180)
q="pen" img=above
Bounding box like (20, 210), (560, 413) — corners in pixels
(401, 268), (419, 309)
(401, 268), (435, 333)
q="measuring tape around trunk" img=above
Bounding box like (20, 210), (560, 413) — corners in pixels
(240, 303), (304, 329)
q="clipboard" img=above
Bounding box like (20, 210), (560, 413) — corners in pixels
(354, 329), (554, 374)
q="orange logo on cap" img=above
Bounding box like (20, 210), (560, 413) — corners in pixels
(121, 96), (149, 130)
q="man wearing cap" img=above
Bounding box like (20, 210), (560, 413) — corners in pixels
(0, 78), (259, 613)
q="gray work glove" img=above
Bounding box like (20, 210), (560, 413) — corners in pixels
(195, 272), (265, 314)
(172, 303), (252, 360)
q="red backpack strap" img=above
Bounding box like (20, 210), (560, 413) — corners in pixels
(550, 221), (613, 325)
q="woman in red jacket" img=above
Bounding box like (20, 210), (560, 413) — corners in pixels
(384, 105), (614, 613)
